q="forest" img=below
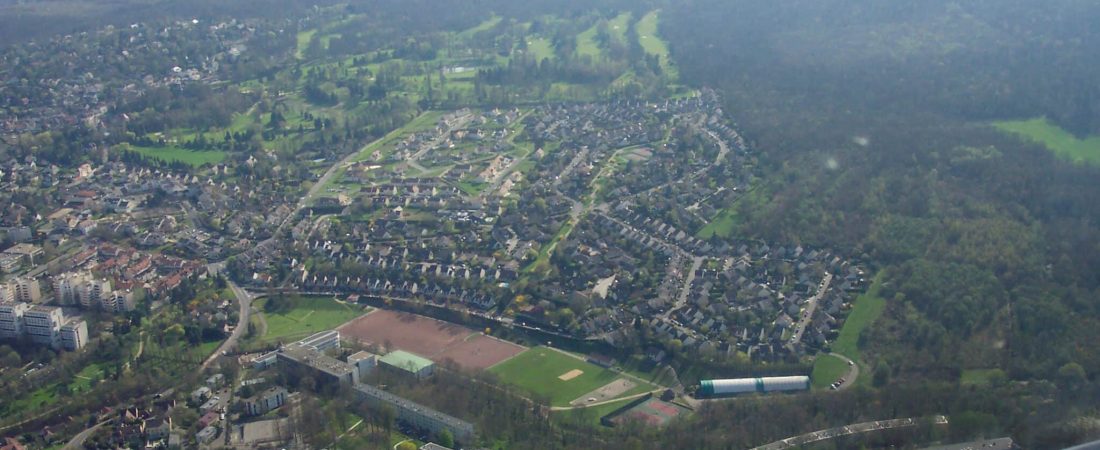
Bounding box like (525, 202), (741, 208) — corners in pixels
(659, 0), (1100, 446)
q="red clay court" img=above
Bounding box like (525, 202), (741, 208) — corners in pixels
(338, 309), (525, 371)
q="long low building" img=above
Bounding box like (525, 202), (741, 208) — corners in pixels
(698, 376), (810, 397)
(352, 383), (474, 444)
(269, 329), (475, 444)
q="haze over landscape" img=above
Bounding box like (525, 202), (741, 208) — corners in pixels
(0, 1), (1098, 449)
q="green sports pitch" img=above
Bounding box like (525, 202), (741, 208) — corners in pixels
(489, 347), (621, 407)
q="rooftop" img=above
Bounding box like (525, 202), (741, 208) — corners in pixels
(379, 350), (434, 372)
(353, 383), (472, 433)
(279, 343), (356, 378)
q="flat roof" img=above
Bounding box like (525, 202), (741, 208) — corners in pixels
(379, 350), (434, 372)
(353, 383), (472, 432)
(279, 343), (355, 378)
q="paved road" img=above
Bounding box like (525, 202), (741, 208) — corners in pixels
(786, 273), (833, 351)
(663, 256), (704, 321)
(751, 415), (949, 450)
(62, 420), (108, 449)
(202, 280), (253, 371)
(210, 115), (421, 361)
(23, 246), (81, 279)
(830, 353), (860, 390)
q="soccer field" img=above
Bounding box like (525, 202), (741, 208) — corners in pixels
(489, 347), (621, 407)
(258, 296), (367, 343)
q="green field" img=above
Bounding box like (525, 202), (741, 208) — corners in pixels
(297, 29), (317, 59)
(189, 340), (223, 360)
(810, 354), (849, 389)
(256, 296), (367, 343)
(607, 12), (633, 44)
(553, 396), (637, 425)
(124, 144), (226, 167)
(70, 362), (107, 392)
(994, 118), (1100, 166)
(961, 368), (1007, 387)
(635, 11), (677, 77)
(460, 15), (502, 39)
(489, 347), (623, 406)
(832, 273), (886, 362)
(576, 23), (603, 60)
(527, 36), (556, 61)
(697, 208), (739, 239)
(810, 275), (885, 389)
(350, 110), (443, 163)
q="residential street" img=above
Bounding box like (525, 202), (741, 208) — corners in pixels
(786, 273), (833, 351)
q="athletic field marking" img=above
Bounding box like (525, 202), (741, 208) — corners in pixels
(559, 369), (584, 381)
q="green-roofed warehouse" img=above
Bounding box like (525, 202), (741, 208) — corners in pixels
(379, 350), (435, 379)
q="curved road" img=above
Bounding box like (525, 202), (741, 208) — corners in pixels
(201, 279), (254, 371)
(62, 420), (108, 450)
(827, 353), (860, 390)
(197, 119), (391, 371)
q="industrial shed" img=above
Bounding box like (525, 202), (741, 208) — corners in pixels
(698, 376), (810, 397)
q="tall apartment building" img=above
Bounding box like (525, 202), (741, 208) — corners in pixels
(53, 272), (84, 305)
(60, 319), (88, 351)
(22, 305), (64, 349)
(101, 291), (134, 313)
(79, 278), (112, 309)
(0, 301), (30, 339)
(53, 272), (130, 312)
(1, 278), (42, 304)
(0, 283), (13, 303)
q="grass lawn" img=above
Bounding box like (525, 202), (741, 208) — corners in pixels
(0, 381), (63, 421)
(994, 117), (1100, 166)
(524, 220), (575, 274)
(189, 340), (223, 360)
(459, 15), (502, 39)
(526, 36), (556, 61)
(123, 144), (226, 167)
(811, 354), (849, 389)
(554, 397), (636, 426)
(697, 207), (739, 239)
(831, 273), (886, 361)
(350, 111), (443, 163)
(70, 362), (106, 392)
(635, 10), (677, 78)
(489, 347), (622, 407)
(607, 12), (633, 44)
(961, 368), (1007, 387)
(457, 180), (487, 196)
(297, 29), (317, 59)
(256, 296), (367, 343)
(576, 23), (604, 60)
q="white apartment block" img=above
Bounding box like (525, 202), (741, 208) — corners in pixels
(1, 278), (42, 304)
(53, 272), (130, 312)
(0, 283), (14, 303)
(0, 301), (30, 339)
(22, 305), (64, 349)
(60, 319), (88, 350)
(79, 278), (112, 309)
(53, 272), (84, 305)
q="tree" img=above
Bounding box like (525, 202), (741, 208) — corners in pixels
(872, 361), (891, 387)
(1057, 362), (1087, 388)
(436, 429), (454, 448)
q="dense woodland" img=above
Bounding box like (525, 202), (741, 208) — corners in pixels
(660, 0), (1100, 446)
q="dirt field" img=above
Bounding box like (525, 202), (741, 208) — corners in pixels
(570, 378), (637, 406)
(559, 369), (585, 381)
(338, 309), (525, 370)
